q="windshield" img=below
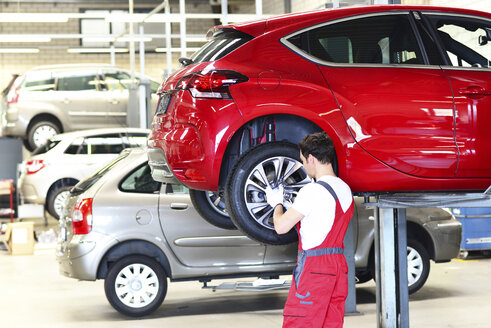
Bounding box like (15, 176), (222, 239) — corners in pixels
(71, 151), (129, 195)
(189, 28), (253, 64)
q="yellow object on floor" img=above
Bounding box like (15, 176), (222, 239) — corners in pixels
(0, 222), (35, 255)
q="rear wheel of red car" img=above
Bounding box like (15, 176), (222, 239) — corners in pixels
(226, 142), (310, 245)
(105, 255), (167, 317)
(189, 189), (236, 230)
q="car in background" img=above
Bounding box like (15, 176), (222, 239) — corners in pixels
(57, 148), (461, 317)
(18, 127), (149, 220)
(2, 64), (160, 150)
(147, 5), (491, 245)
(1, 73), (19, 136)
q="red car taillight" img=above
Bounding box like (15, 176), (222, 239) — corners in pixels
(176, 70), (248, 99)
(7, 76), (23, 105)
(72, 198), (93, 235)
(26, 159), (45, 175)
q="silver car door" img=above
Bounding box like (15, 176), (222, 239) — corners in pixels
(158, 184), (266, 267)
(55, 69), (109, 130)
(100, 71), (130, 126)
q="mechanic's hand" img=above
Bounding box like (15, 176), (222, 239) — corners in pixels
(283, 199), (293, 210)
(265, 185), (284, 209)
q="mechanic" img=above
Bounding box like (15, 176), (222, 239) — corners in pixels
(265, 132), (354, 328)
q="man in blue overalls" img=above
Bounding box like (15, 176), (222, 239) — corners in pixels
(266, 132), (354, 328)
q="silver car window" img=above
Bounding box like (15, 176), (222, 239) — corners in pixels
(71, 152), (130, 195)
(64, 134), (124, 155)
(56, 70), (100, 91)
(163, 183), (188, 194)
(21, 71), (55, 91)
(120, 164), (160, 194)
(125, 134), (148, 148)
(102, 71), (132, 91)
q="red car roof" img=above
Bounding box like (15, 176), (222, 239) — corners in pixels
(214, 5), (491, 38)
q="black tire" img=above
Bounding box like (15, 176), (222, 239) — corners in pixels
(407, 238), (430, 294)
(226, 142), (311, 245)
(47, 185), (74, 220)
(369, 239), (430, 294)
(189, 189), (236, 230)
(26, 120), (60, 151)
(355, 270), (373, 284)
(104, 255), (167, 317)
(22, 138), (32, 151)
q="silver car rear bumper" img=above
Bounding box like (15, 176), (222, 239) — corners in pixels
(56, 232), (115, 281)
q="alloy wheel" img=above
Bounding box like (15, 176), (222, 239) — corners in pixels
(205, 191), (228, 216)
(243, 156), (310, 229)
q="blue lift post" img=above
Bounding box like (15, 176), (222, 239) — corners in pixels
(367, 186), (491, 328)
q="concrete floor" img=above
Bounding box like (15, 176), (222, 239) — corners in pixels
(1, 216), (491, 328)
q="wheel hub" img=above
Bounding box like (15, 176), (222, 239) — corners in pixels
(130, 279), (143, 291)
(243, 156), (310, 229)
(33, 125), (58, 148)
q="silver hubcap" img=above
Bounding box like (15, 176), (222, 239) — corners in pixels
(205, 191), (228, 216)
(244, 156), (310, 229)
(33, 125), (57, 148)
(53, 190), (70, 219)
(115, 263), (159, 308)
(407, 246), (423, 287)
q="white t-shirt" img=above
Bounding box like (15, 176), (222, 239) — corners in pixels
(291, 175), (353, 250)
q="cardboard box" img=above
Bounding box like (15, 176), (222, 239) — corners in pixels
(0, 222), (35, 255)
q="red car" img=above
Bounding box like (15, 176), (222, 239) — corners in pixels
(148, 5), (491, 244)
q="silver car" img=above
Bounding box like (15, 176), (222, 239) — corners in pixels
(18, 128), (149, 220)
(2, 64), (160, 150)
(57, 148), (461, 317)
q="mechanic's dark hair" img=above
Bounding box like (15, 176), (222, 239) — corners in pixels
(298, 132), (335, 165)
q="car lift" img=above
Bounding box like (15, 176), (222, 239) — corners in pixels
(365, 186), (491, 328)
(199, 221), (359, 314)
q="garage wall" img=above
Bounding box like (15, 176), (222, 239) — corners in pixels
(402, 0), (491, 12)
(1, 0), (489, 90)
(292, 0), (491, 13)
(263, 0), (286, 15)
(0, 0), (268, 89)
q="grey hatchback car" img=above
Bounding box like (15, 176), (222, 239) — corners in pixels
(57, 148), (461, 317)
(2, 64), (160, 150)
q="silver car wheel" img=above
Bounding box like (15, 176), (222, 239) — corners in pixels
(32, 124), (58, 148)
(243, 156), (310, 229)
(407, 245), (424, 287)
(115, 263), (160, 309)
(205, 191), (228, 216)
(53, 190), (70, 219)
